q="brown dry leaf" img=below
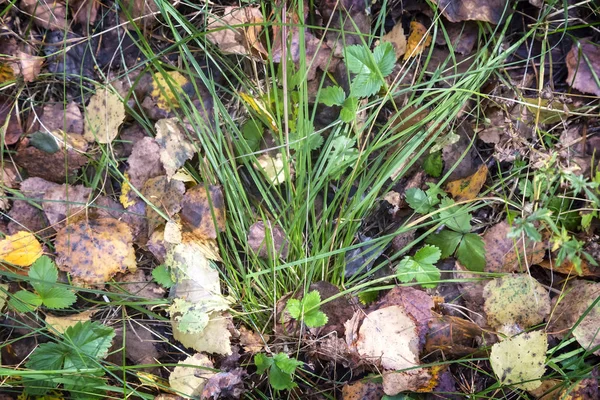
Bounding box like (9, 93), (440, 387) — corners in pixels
(206, 6), (268, 57)
(425, 314), (491, 358)
(201, 369), (246, 399)
(566, 40), (600, 96)
(123, 137), (164, 204)
(16, 51), (43, 82)
(141, 175), (185, 235)
(180, 184), (226, 240)
(110, 269), (166, 300)
(404, 21), (432, 61)
(169, 353), (214, 397)
(55, 218), (137, 286)
(436, 21), (478, 55)
(247, 221), (289, 259)
(342, 380), (384, 400)
(31, 102), (84, 135)
(45, 310), (96, 335)
(483, 275), (550, 337)
(539, 258), (600, 278)
(382, 369), (435, 396)
(107, 324), (160, 369)
(483, 221), (546, 273)
(446, 163), (488, 201)
(155, 119), (196, 179)
(432, 0), (510, 24)
(83, 87), (126, 144)
(69, 0), (99, 25)
(42, 184), (91, 230)
(0, 95), (23, 145)
(382, 22), (407, 60)
(7, 178), (57, 237)
(239, 326), (265, 354)
(21, 0), (68, 30)
(120, 0), (159, 30)
(0, 231), (43, 268)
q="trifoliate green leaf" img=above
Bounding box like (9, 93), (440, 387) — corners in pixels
(254, 353), (273, 374)
(345, 42), (395, 98)
(269, 363), (297, 390)
(340, 96), (359, 123)
(425, 230), (462, 259)
(286, 290), (328, 328)
(152, 264), (174, 288)
(439, 198), (471, 233)
(457, 233), (486, 272)
(372, 41), (396, 77)
(319, 86), (346, 106)
(64, 321), (115, 361)
(286, 298), (302, 319)
(424, 151), (443, 177)
(396, 245), (441, 288)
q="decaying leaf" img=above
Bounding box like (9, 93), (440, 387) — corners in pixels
(254, 153), (291, 185)
(150, 72), (190, 112)
(14, 145), (88, 184)
(155, 118), (196, 179)
(239, 326), (266, 354)
(0, 231), (43, 268)
(548, 281), (600, 355)
(446, 163), (488, 201)
(0, 95), (22, 145)
(382, 368), (435, 396)
(45, 310), (96, 335)
(15, 50), (43, 82)
(180, 184), (226, 240)
(42, 184), (91, 230)
(483, 274), (550, 336)
(432, 0), (510, 24)
(404, 21), (432, 61)
(382, 22), (407, 60)
(169, 353), (215, 397)
(32, 102), (84, 135)
(483, 221), (546, 273)
(21, 0), (68, 30)
(566, 40), (600, 96)
(83, 87), (126, 144)
(341, 380), (384, 400)
(172, 313), (233, 355)
(206, 6), (268, 56)
(141, 175), (185, 235)
(202, 368), (246, 399)
(69, 0), (100, 25)
(123, 137), (164, 204)
(247, 221), (289, 259)
(490, 330), (547, 390)
(55, 218), (137, 286)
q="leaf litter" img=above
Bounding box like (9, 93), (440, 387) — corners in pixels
(1, 0), (600, 398)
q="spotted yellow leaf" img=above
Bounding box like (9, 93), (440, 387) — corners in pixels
(0, 231), (43, 268)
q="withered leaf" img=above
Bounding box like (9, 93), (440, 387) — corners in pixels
(247, 221), (289, 259)
(141, 175), (185, 235)
(55, 218), (137, 286)
(32, 102), (84, 135)
(14, 146), (88, 184)
(21, 0), (68, 31)
(206, 6), (268, 56)
(566, 40), (600, 96)
(83, 87), (126, 144)
(404, 21), (432, 61)
(68, 0), (100, 25)
(381, 22), (407, 60)
(0, 231), (43, 269)
(180, 184), (226, 240)
(446, 163), (488, 201)
(124, 137), (164, 203)
(42, 184), (92, 230)
(0, 95), (22, 145)
(155, 118), (196, 179)
(432, 0), (510, 24)
(483, 221), (546, 273)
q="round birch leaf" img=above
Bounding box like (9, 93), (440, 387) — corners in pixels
(0, 231), (43, 268)
(490, 330), (547, 390)
(84, 87), (125, 144)
(169, 353), (214, 397)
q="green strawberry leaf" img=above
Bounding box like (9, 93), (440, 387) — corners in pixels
(9, 290), (42, 312)
(269, 363), (297, 390)
(254, 353), (274, 375)
(425, 230), (462, 258)
(286, 298), (302, 319)
(319, 86), (346, 106)
(40, 287), (76, 309)
(396, 245), (441, 288)
(273, 352), (303, 374)
(456, 233), (486, 272)
(405, 188), (432, 214)
(340, 96), (359, 123)
(439, 198), (472, 233)
(424, 151), (443, 177)
(152, 264), (174, 288)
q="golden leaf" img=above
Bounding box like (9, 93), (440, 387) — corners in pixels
(404, 21), (432, 61)
(0, 231), (43, 268)
(83, 87), (126, 144)
(446, 164), (488, 201)
(151, 71), (189, 112)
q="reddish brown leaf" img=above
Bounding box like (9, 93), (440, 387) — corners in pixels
(42, 184), (92, 230)
(566, 40), (600, 96)
(20, 0), (68, 31)
(180, 184), (226, 240)
(432, 0), (510, 24)
(14, 145), (88, 183)
(142, 175), (185, 235)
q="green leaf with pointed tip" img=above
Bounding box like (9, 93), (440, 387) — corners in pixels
(424, 151), (443, 177)
(254, 353), (273, 375)
(345, 42), (395, 98)
(396, 245), (441, 288)
(40, 287), (76, 309)
(286, 298), (302, 319)
(319, 86), (346, 106)
(457, 233), (486, 272)
(10, 290), (42, 312)
(425, 230), (462, 259)
(152, 264), (174, 288)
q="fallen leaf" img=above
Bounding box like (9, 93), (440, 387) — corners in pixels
(247, 221), (289, 259)
(483, 221), (546, 273)
(16, 51), (43, 82)
(254, 153), (291, 185)
(155, 118), (196, 179)
(164, 218), (183, 244)
(206, 6), (268, 56)
(7, 178), (57, 237)
(404, 21), (432, 61)
(202, 368), (246, 399)
(107, 324), (160, 369)
(55, 218), (137, 286)
(0, 95), (23, 145)
(69, 0), (99, 25)
(15, 144), (88, 184)
(431, 0), (510, 24)
(21, 0), (68, 30)
(110, 269), (166, 300)
(83, 87), (126, 144)
(42, 184), (92, 230)
(0, 231), (43, 268)
(445, 163), (488, 201)
(124, 137), (164, 203)
(239, 92), (278, 132)
(436, 21), (478, 55)
(566, 40), (600, 96)
(180, 184), (226, 240)
(31, 102), (84, 135)
(141, 175), (185, 235)
(169, 353), (215, 397)
(151, 71), (190, 112)
(382, 368), (435, 395)
(483, 274), (550, 337)
(0, 283), (8, 310)
(381, 21), (407, 60)
(490, 330), (547, 390)
(120, 0), (159, 29)
(239, 326), (265, 354)
(172, 312), (233, 355)
(425, 314), (490, 358)
(548, 281), (600, 355)
(45, 310), (96, 335)
(342, 381), (384, 400)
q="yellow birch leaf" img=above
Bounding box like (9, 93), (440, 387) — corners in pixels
(404, 21), (432, 61)
(83, 87), (126, 144)
(45, 309), (96, 335)
(0, 231), (43, 267)
(446, 164), (488, 201)
(151, 71), (189, 112)
(239, 92), (278, 132)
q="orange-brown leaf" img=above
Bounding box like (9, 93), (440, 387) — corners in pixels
(180, 184), (226, 240)
(404, 21), (432, 61)
(446, 163), (488, 201)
